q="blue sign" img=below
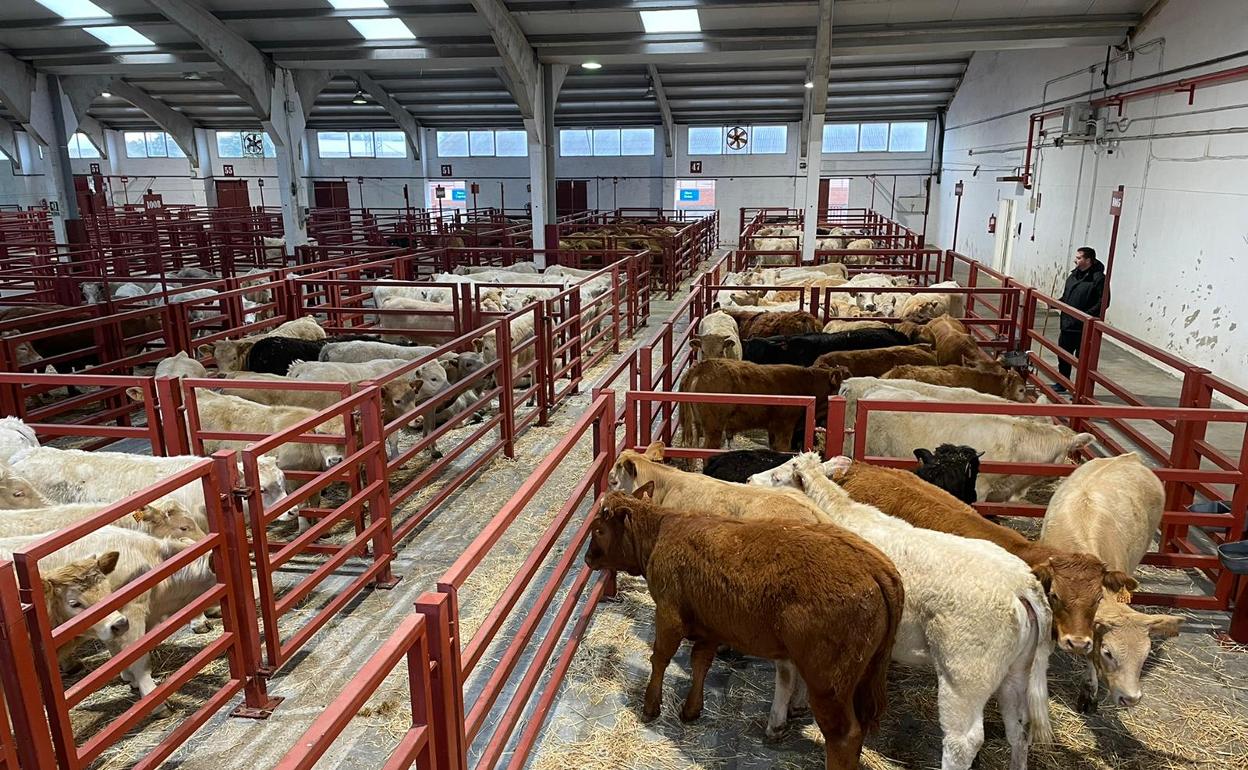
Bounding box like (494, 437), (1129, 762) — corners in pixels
(451, 188), (467, 201)
(679, 189), (700, 201)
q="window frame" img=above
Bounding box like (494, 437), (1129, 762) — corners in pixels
(687, 125), (788, 156)
(67, 132), (101, 159)
(821, 121), (931, 154)
(559, 127), (656, 157)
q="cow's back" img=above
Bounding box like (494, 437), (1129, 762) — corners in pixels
(1041, 453), (1163, 572)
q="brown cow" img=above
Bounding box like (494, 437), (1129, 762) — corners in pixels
(584, 488), (903, 768)
(827, 458), (1135, 655)
(722, 309), (821, 339)
(884, 361), (1027, 401)
(935, 330), (990, 366)
(812, 344), (936, 378)
(678, 359), (850, 450)
(926, 314), (968, 338)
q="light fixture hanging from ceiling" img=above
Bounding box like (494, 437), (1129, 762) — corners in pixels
(100, 91), (111, 98)
(581, 61), (602, 70)
(352, 84), (368, 104)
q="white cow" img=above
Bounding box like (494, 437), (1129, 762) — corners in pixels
(691, 311), (741, 360)
(857, 386), (1094, 501)
(1040, 453), (1183, 711)
(752, 454), (1053, 770)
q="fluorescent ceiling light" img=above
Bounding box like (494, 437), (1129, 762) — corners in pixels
(581, 61), (602, 70)
(328, 0), (388, 8)
(348, 18), (414, 39)
(85, 26), (154, 46)
(34, 0), (110, 19)
(640, 9), (701, 33)
(100, 91), (111, 98)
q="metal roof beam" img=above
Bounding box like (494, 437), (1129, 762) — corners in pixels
(469, 0), (540, 122)
(103, 78), (200, 166)
(0, 51), (40, 142)
(646, 65), (675, 158)
(0, 121), (22, 170)
(354, 72), (422, 159)
(144, 0), (275, 117)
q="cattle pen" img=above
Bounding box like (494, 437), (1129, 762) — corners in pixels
(0, 206), (1246, 770)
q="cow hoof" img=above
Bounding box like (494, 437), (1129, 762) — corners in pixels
(192, 620), (213, 634)
(470, 412), (485, 424)
(640, 704), (661, 723)
(680, 703), (702, 723)
(204, 606), (222, 619)
(764, 724), (788, 743)
(431, 449), (444, 460)
(787, 705), (810, 719)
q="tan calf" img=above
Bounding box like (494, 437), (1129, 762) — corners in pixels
(884, 361), (1027, 401)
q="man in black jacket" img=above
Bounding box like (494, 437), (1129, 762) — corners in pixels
(1054, 246), (1105, 391)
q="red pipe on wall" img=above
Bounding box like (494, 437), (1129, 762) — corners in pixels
(1020, 63), (1248, 188)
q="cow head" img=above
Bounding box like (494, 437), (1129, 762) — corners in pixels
(135, 502), (208, 541)
(1033, 553), (1138, 654)
(912, 445), (981, 504)
(608, 444), (664, 493)
(584, 486), (654, 576)
(200, 340), (251, 373)
(381, 380), (419, 422)
(0, 463), (45, 509)
(42, 551), (130, 643)
(1093, 603), (1183, 708)
(693, 334), (738, 360)
(819, 365), (852, 390)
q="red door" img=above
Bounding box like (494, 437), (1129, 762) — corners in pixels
(214, 179), (251, 209)
(313, 181), (350, 209)
(556, 180), (588, 216)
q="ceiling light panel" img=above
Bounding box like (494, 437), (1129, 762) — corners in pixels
(348, 18), (414, 40)
(34, 0), (110, 19)
(640, 9), (701, 33)
(85, 26), (154, 46)
(328, 0), (388, 9)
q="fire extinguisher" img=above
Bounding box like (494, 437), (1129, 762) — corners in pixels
(987, 214), (997, 234)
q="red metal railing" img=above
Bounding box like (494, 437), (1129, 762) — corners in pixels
(0, 560), (59, 770)
(11, 455), (276, 769)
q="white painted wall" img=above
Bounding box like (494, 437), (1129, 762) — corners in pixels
(930, 0), (1248, 386)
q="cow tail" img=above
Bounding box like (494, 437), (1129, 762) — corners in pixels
(1019, 585), (1055, 743)
(678, 368), (699, 448)
(856, 565), (903, 734)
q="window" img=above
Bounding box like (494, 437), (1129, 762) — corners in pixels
(495, 130), (527, 157)
(216, 131), (276, 158)
(822, 124), (859, 153)
(559, 129), (591, 157)
(317, 130), (405, 158)
(468, 130), (495, 157)
(687, 125), (787, 155)
(674, 179), (715, 211)
(375, 131), (406, 157)
(123, 131), (184, 158)
(67, 132), (100, 159)
(559, 128), (655, 157)
(888, 122), (928, 152)
(620, 128), (655, 156)
(821, 122), (930, 153)
(435, 129), (525, 158)
(427, 180), (467, 211)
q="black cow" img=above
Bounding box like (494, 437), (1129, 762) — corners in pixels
(913, 444), (982, 504)
(742, 328), (913, 367)
(245, 333), (393, 375)
(702, 449), (795, 484)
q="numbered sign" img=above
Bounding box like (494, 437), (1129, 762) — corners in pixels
(222, 165), (235, 177)
(89, 162), (101, 174)
(435, 185), (446, 199)
(242, 132), (265, 158)
(1109, 187), (1124, 216)
(440, 164), (452, 177)
(690, 161), (702, 174)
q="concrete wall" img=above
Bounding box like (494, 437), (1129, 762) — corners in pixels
(930, 0), (1248, 386)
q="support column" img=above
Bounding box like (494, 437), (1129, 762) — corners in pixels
(192, 128), (218, 207)
(264, 68), (310, 254)
(526, 118), (550, 258)
(43, 76), (84, 246)
(800, 115), (824, 264)
(526, 64), (564, 259)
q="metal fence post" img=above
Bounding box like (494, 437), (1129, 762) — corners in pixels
(1162, 368), (1213, 553)
(497, 322), (517, 458)
(416, 590), (468, 770)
